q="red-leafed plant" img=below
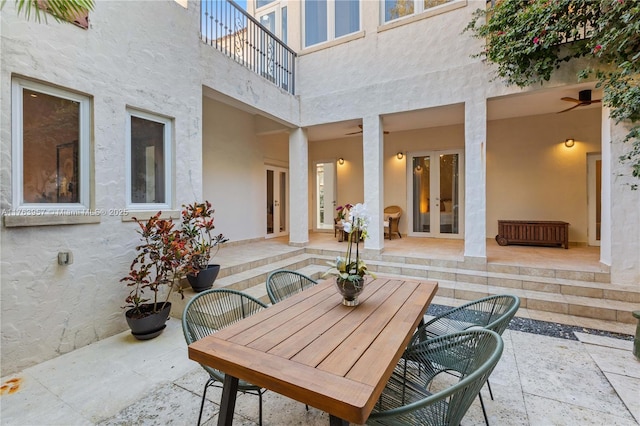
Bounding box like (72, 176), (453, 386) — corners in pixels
(120, 212), (194, 318)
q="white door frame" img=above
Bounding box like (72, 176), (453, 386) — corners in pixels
(265, 165), (289, 239)
(406, 149), (464, 239)
(313, 160), (337, 232)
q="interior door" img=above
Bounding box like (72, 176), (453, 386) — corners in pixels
(315, 161), (336, 231)
(587, 153), (601, 246)
(408, 150), (463, 238)
(266, 166), (288, 238)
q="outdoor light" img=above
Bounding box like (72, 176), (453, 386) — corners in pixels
(564, 138), (575, 148)
(396, 152), (404, 160)
(338, 157), (345, 165)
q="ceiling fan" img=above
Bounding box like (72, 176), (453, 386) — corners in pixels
(346, 124), (390, 135)
(557, 89), (601, 113)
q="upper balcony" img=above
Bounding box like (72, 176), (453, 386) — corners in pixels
(201, 0), (296, 95)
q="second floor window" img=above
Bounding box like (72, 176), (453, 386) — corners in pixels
(126, 109), (172, 208)
(304, 0), (360, 48)
(383, 0), (453, 23)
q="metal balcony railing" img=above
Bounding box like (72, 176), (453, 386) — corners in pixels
(201, 0), (296, 95)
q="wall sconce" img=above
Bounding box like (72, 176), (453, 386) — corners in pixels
(396, 152), (404, 160)
(338, 157), (345, 165)
(564, 138), (575, 148)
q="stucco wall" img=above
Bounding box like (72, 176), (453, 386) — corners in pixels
(487, 109), (602, 243)
(0, 1), (204, 374)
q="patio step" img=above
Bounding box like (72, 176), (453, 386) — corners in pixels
(170, 245), (638, 334)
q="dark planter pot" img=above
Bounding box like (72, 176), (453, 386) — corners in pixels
(187, 264), (221, 292)
(125, 302), (171, 340)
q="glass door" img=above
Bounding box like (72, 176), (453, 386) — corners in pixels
(266, 166), (288, 238)
(315, 161), (337, 231)
(408, 150), (463, 238)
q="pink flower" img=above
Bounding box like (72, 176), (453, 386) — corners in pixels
(593, 44), (602, 53)
(533, 37), (540, 44)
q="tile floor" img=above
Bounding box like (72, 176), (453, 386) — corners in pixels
(2, 235), (638, 425)
(1, 315), (639, 426)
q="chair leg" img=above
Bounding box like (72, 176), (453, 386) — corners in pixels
(486, 378), (494, 400)
(198, 378), (215, 426)
(478, 390), (490, 426)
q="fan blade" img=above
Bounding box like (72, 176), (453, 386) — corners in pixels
(561, 97), (581, 103)
(346, 131), (362, 135)
(557, 103), (583, 113)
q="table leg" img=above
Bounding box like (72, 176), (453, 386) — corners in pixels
(329, 414), (349, 426)
(218, 375), (239, 426)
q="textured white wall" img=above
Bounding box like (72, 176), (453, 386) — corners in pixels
(0, 1), (202, 374)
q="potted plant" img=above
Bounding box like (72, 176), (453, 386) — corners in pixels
(120, 212), (192, 340)
(324, 203), (376, 306)
(181, 201), (229, 292)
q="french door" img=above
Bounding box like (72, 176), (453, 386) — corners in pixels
(266, 166), (288, 238)
(407, 150), (464, 238)
(314, 161), (337, 231)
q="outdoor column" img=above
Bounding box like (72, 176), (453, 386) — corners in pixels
(289, 127), (309, 246)
(464, 98), (487, 262)
(362, 115), (384, 252)
(602, 108), (640, 284)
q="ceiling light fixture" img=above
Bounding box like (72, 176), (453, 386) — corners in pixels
(564, 138), (575, 148)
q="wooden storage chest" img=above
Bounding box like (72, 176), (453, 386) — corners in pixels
(496, 220), (569, 249)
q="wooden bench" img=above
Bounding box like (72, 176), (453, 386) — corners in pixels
(496, 220), (569, 249)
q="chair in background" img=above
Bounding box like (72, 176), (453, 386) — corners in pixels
(266, 269), (318, 305)
(182, 288), (268, 426)
(368, 329), (504, 425)
(383, 205), (402, 239)
(411, 294), (520, 425)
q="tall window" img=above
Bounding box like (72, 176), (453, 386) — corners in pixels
(304, 0), (360, 48)
(383, 0), (453, 23)
(11, 78), (90, 208)
(126, 109), (172, 208)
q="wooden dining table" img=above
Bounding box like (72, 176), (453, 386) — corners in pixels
(188, 276), (438, 425)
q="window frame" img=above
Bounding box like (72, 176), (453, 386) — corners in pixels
(303, 0), (361, 48)
(11, 77), (91, 212)
(381, 0), (460, 25)
(125, 108), (173, 210)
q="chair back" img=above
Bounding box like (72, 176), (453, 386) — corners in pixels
(414, 295), (520, 345)
(182, 289), (267, 380)
(369, 329), (503, 426)
(266, 270), (318, 304)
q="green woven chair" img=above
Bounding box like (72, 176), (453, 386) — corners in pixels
(182, 288), (268, 426)
(266, 269), (318, 305)
(368, 329), (503, 426)
(411, 294), (520, 425)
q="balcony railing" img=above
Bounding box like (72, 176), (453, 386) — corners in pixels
(201, 0), (296, 95)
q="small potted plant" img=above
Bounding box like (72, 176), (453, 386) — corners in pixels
(181, 201), (229, 292)
(120, 212), (193, 340)
(324, 203), (376, 306)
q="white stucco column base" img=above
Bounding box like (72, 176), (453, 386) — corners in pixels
(289, 128), (309, 246)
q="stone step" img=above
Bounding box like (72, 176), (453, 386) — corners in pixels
(171, 249), (639, 329)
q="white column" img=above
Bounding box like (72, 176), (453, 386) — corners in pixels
(600, 107), (612, 266)
(289, 127), (309, 246)
(604, 109), (640, 284)
(362, 115), (384, 252)
(464, 98), (487, 261)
